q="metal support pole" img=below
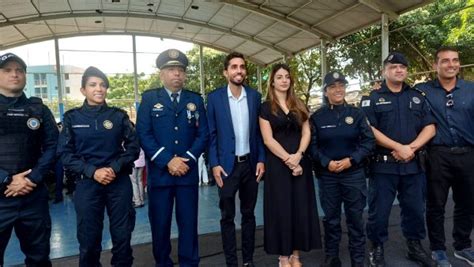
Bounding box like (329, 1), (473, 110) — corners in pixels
(132, 35), (140, 111)
(320, 39), (328, 79)
(320, 39), (328, 105)
(199, 45), (205, 100)
(381, 13), (389, 66)
(54, 38), (64, 121)
(257, 66), (262, 93)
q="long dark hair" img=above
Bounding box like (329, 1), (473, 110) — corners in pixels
(266, 63), (308, 125)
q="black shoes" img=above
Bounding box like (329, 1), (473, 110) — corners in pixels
(369, 243), (385, 267)
(321, 255), (342, 267)
(406, 239), (437, 267)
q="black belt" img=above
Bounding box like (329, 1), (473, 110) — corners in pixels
(372, 154), (418, 163)
(372, 154), (399, 163)
(235, 154), (249, 163)
(430, 145), (473, 154)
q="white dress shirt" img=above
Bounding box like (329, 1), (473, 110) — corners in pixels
(227, 85), (250, 156)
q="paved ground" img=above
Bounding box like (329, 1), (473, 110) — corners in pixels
(49, 197), (472, 267)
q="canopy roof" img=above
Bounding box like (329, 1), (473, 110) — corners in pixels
(0, 0), (431, 65)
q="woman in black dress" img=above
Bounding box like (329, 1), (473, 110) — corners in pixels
(259, 63), (322, 267)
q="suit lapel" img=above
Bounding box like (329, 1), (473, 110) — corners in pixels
(176, 90), (189, 113)
(245, 87), (255, 134)
(157, 88), (174, 111)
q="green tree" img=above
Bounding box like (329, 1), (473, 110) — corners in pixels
(335, 0), (474, 84)
(287, 49), (322, 105)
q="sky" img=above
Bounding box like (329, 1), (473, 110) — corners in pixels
(0, 35), (194, 75)
(0, 34), (362, 93)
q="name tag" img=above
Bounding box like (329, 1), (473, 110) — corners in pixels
(375, 101), (392, 105)
(72, 124), (90, 128)
(321, 125), (337, 129)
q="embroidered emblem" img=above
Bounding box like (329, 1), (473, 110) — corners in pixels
(27, 118), (40, 130)
(345, 116), (354, 125)
(168, 49), (179, 59)
(103, 120), (113, 129)
(186, 103), (196, 112)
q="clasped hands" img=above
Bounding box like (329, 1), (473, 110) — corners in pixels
(391, 144), (417, 162)
(94, 167), (116, 185)
(167, 156), (190, 176)
(328, 158), (352, 173)
(4, 169), (36, 197)
(284, 153), (303, 176)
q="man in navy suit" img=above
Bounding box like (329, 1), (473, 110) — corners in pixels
(207, 52), (265, 267)
(136, 49), (209, 267)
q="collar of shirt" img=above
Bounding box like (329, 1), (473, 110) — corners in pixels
(165, 88), (182, 102)
(0, 92), (26, 106)
(433, 78), (463, 92)
(380, 81), (411, 94)
(227, 85), (246, 101)
(81, 100), (108, 113)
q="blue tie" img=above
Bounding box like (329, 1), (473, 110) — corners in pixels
(171, 93), (179, 109)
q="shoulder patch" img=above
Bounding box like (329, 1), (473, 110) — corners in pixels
(184, 89), (202, 96)
(64, 107), (80, 116)
(361, 99), (370, 107)
(28, 96), (43, 104)
(143, 88), (160, 95)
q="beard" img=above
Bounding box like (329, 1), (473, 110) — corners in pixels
(229, 76), (245, 86)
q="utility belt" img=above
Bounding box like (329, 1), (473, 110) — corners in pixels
(429, 145), (473, 155)
(371, 154), (417, 163)
(372, 150), (428, 171)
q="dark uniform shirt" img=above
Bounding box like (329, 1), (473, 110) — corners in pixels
(58, 101), (139, 179)
(415, 78), (474, 147)
(0, 93), (58, 184)
(310, 103), (375, 175)
(361, 82), (436, 175)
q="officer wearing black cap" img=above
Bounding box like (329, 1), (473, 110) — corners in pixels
(310, 71), (375, 267)
(0, 53), (58, 266)
(361, 52), (437, 267)
(58, 66), (139, 267)
(136, 49), (208, 266)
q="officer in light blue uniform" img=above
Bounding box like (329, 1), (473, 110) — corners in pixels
(361, 52), (436, 267)
(58, 66), (139, 267)
(136, 49), (209, 267)
(311, 71), (375, 267)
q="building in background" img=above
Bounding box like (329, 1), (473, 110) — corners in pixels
(25, 65), (84, 101)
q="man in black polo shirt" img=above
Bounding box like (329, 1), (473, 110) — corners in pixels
(416, 46), (474, 267)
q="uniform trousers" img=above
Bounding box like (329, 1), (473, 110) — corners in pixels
(0, 185), (51, 267)
(367, 172), (427, 244)
(318, 169), (367, 263)
(148, 185), (199, 267)
(74, 174), (135, 267)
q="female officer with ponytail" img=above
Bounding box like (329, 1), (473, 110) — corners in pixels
(58, 66), (139, 267)
(310, 71), (375, 267)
